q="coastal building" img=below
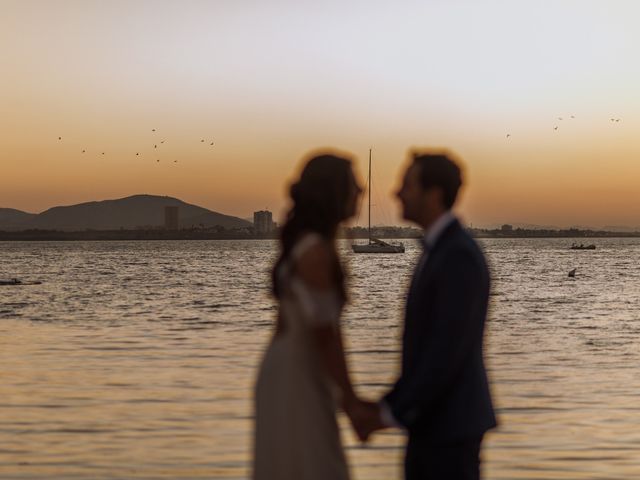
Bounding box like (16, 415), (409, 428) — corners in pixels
(253, 210), (274, 234)
(164, 206), (179, 230)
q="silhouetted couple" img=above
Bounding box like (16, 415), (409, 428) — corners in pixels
(253, 150), (496, 480)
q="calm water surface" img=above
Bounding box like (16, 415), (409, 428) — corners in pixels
(1, 238), (640, 479)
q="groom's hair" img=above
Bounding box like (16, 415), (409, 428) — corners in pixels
(412, 151), (463, 209)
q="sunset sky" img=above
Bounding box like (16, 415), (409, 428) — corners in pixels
(1, 0), (639, 228)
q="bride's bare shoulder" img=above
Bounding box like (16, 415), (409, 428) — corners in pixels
(292, 234), (334, 290)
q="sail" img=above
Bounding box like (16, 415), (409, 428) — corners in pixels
(352, 149), (404, 253)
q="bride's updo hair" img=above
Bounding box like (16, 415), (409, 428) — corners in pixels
(272, 152), (354, 301)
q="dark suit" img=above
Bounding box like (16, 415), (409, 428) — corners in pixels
(384, 219), (496, 480)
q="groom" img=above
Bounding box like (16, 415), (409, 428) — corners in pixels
(358, 151), (496, 480)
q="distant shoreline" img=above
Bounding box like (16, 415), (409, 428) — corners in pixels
(1, 228), (640, 241)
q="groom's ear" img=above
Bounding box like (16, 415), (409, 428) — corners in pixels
(423, 185), (444, 208)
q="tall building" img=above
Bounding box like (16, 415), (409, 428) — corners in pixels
(253, 210), (274, 234)
(164, 206), (179, 230)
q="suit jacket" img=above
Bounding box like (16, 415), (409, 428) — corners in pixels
(384, 219), (496, 443)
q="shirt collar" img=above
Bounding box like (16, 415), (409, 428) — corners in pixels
(423, 211), (456, 251)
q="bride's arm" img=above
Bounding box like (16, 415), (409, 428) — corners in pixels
(314, 322), (357, 409)
(294, 242), (357, 410)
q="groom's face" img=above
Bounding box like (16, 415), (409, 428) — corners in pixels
(397, 163), (425, 223)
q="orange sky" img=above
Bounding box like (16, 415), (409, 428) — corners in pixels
(1, 1), (639, 228)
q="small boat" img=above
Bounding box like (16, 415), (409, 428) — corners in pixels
(0, 278), (42, 286)
(570, 243), (596, 250)
(352, 149), (405, 254)
(352, 237), (405, 253)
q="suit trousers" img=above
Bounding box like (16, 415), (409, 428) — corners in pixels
(405, 435), (483, 480)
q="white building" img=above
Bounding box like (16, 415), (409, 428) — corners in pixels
(253, 210), (274, 234)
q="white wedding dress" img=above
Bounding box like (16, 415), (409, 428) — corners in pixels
(253, 233), (350, 480)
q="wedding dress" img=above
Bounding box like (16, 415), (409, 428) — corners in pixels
(253, 233), (349, 480)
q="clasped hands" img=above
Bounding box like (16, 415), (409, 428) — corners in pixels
(344, 397), (387, 442)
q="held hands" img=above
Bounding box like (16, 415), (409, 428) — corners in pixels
(343, 397), (387, 443)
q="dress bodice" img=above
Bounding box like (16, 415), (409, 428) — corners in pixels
(276, 233), (344, 332)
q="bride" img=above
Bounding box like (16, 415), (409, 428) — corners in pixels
(253, 151), (370, 479)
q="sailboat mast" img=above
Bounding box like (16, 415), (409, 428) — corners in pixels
(368, 148), (371, 244)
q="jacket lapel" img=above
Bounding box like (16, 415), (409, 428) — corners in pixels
(407, 219), (461, 306)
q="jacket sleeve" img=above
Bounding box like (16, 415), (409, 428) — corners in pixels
(384, 248), (486, 429)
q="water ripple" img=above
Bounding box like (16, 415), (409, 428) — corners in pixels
(1, 238), (640, 479)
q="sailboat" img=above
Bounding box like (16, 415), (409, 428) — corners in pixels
(352, 149), (405, 254)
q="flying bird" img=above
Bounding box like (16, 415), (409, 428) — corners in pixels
(102, 152), (105, 155)
(136, 153), (139, 156)
(58, 137), (62, 140)
(152, 129), (156, 132)
(506, 134), (510, 138)
(154, 145), (157, 148)
(82, 150), (85, 153)
(210, 142), (214, 145)
(160, 140), (164, 144)
(554, 126), (558, 130)
(156, 159), (160, 162)
(201, 139), (205, 142)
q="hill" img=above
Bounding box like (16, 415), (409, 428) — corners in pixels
(0, 208), (37, 229)
(0, 195), (251, 231)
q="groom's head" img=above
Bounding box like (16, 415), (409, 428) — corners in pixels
(397, 151), (463, 228)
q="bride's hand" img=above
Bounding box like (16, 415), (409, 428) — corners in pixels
(344, 397), (384, 442)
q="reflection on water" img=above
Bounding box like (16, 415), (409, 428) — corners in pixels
(1, 239), (640, 479)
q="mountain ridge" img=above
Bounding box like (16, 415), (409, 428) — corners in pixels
(0, 194), (251, 231)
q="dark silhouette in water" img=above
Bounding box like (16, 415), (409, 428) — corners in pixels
(571, 243), (596, 250)
(0, 278), (42, 286)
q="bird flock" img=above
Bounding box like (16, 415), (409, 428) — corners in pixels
(56, 129), (215, 164)
(506, 115), (623, 139)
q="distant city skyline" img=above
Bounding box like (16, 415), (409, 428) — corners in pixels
(2, 1), (639, 227)
(2, 193), (639, 231)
